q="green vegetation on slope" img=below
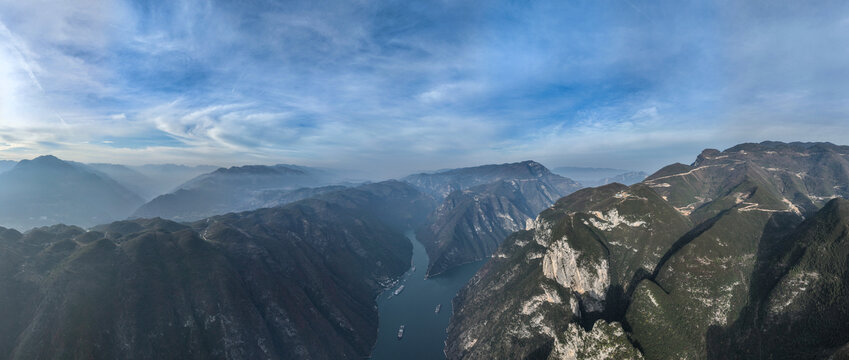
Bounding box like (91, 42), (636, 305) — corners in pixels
(447, 141), (849, 360)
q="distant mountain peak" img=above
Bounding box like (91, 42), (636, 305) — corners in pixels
(725, 140), (847, 154)
(688, 141), (849, 169)
(134, 163), (337, 221)
(519, 160), (549, 176)
(211, 164), (307, 176)
(402, 160), (574, 200)
(33, 154), (61, 161)
(552, 165), (646, 186)
(15, 155), (72, 170)
(415, 160), (553, 177)
(0, 155), (144, 230)
(518, 160), (543, 166)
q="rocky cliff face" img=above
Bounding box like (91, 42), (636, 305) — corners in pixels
(446, 182), (690, 359)
(541, 236), (610, 312)
(0, 181), (434, 360)
(446, 142), (849, 359)
(549, 321), (643, 360)
(411, 162), (581, 276)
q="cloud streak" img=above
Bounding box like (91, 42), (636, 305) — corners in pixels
(0, 0), (848, 178)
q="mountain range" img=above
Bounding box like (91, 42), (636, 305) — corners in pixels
(3, 142), (849, 359)
(409, 161), (582, 276)
(552, 166), (648, 187)
(135, 159), (585, 278)
(0, 180), (434, 360)
(0, 156), (144, 230)
(446, 141), (849, 359)
(0, 156), (575, 359)
(404, 161), (575, 200)
(87, 163), (216, 201)
(132, 165), (342, 221)
(0, 157), (218, 231)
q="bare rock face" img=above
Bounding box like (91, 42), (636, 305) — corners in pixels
(446, 182), (690, 359)
(411, 161), (582, 277)
(447, 142), (849, 360)
(549, 321), (643, 360)
(445, 230), (578, 360)
(542, 236), (609, 312)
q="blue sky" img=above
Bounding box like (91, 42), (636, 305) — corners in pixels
(1, 0), (849, 178)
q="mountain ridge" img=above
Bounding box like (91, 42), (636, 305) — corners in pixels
(405, 161), (582, 277)
(445, 141), (849, 360)
(133, 164), (342, 221)
(0, 180), (435, 360)
(403, 160), (563, 199)
(0, 155), (144, 231)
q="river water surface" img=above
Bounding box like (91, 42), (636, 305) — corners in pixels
(370, 231), (484, 360)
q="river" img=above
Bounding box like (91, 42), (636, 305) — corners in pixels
(370, 231), (484, 360)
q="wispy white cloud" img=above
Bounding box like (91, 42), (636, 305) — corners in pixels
(0, 21), (42, 91)
(0, 0), (848, 177)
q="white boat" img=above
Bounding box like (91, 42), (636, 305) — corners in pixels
(435, 304), (442, 314)
(397, 325), (405, 339)
(393, 285), (405, 296)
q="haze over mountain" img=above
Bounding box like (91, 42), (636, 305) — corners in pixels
(0, 156), (144, 231)
(133, 159), (585, 278)
(552, 167), (633, 181)
(1, 142), (849, 359)
(408, 161), (582, 276)
(133, 164), (346, 221)
(2, 0), (849, 357)
(87, 163), (217, 201)
(0, 161), (15, 174)
(446, 141), (849, 359)
(0, 180), (434, 360)
(82, 163), (158, 200)
(404, 161), (575, 200)
(599, 171), (648, 186)
(553, 167), (648, 187)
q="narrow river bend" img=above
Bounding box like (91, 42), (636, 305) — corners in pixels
(370, 231), (484, 360)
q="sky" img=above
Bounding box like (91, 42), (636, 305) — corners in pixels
(1, 0), (849, 179)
